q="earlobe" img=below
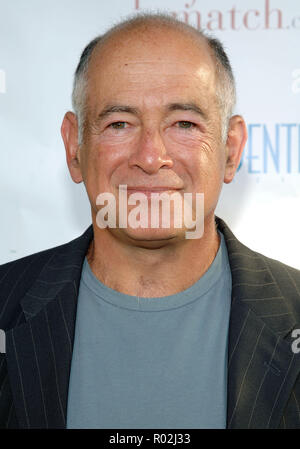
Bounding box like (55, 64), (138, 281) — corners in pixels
(223, 115), (247, 184)
(61, 112), (83, 184)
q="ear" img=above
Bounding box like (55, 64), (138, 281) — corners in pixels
(61, 111), (83, 183)
(223, 115), (247, 184)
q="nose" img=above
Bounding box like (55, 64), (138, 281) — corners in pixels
(128, 127), (173, 174)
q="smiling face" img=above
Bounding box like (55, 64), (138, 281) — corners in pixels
(63, 25), (245, 245)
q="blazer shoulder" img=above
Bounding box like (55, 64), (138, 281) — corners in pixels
(0, 227), (92, 329)
(251, 250), (300, 320)
(0, 239), (74, 282)
(0, 225), (93, 278)
(217, 215), (300, 321)
(253, 250), (300, 282)
(0, 247), (55, 329)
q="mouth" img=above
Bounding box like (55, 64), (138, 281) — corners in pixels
(125, 187), (182, 198)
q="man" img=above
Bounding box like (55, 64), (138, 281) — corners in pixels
(0, 13), (299, 429)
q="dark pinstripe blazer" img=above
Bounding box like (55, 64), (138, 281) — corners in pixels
(0, 216), (300, 429)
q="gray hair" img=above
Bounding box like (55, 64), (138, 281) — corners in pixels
(72, 13), (236, 145)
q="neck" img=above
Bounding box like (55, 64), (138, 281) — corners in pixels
(87, 213), (220, 297)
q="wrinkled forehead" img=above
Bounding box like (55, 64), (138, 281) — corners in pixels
(87, 25), (217, 92)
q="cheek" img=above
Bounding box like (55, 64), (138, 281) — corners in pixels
(172, 137), (223, 188)
(84, 139), (135, 194)
(83, 146), (114, 191)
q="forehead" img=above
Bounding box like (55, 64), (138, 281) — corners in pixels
(86, 26), (217, 110)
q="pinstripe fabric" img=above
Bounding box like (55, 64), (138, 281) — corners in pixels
(0, 217), (299, 428)
(217, 218), (300, 428)
(0, 228), (92, 428)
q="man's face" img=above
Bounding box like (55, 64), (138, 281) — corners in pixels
(78, 27), (228, 244)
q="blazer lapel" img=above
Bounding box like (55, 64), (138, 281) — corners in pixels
(216, 217), (300, 428)
(5, 226), (93, 428)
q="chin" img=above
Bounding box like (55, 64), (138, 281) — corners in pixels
(117, 226), (184, 247)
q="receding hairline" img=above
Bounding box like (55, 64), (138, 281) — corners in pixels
(86, 20), (218, 76)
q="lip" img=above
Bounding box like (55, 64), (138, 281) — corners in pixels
(126, 187), (181, 191)
(124, 188), (182, 199)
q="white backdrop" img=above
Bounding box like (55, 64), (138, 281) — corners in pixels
(0, 0), (299, 268)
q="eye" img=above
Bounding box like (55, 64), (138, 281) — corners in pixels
(176, 121), (196, 129)
(109, 121), (127, 129)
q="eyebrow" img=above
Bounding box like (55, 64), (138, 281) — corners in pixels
(166, 103), (207, 120)
(96, 102), (207, 122)
(97, 105), (139, 122)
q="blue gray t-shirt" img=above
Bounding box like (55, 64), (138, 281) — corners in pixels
(67, 231), (232, 429)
